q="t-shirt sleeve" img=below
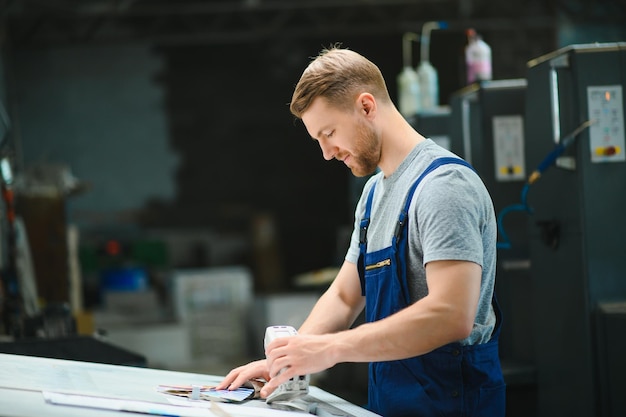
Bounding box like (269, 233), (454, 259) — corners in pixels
(414, 168), (487, 267)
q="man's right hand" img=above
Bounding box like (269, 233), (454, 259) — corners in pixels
(215, 359), (271, 392)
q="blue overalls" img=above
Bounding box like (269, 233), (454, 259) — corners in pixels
(357, 157), (505, 417)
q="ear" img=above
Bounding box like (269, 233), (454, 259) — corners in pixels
(356, 92), (376, 119)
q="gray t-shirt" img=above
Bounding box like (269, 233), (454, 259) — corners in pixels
(346, 139), (497, 345)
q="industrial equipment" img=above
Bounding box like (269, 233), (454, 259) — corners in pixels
(264, 325), (310, 404)
(407, 106), (452, 152)
(449, 79), (529, 256)
(524, 42), (626, 417)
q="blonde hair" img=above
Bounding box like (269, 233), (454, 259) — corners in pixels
(289, 46), (391, 118)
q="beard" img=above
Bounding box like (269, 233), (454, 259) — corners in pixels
(347, 118), (381, 177)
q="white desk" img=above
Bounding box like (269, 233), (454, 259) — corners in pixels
(0, 353), (379, 417)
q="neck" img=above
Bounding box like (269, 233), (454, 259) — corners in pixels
(378, 108), (426, 177)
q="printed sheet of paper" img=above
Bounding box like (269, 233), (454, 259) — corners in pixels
(157, 384), (255, 402)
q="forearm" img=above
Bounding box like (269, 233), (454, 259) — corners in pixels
(298, 288), (362, 335)
(330, 294), (473, 363)
(298, 260), (365, 336)
(330, 260), (481, 363)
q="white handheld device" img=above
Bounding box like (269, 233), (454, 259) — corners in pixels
(264, 325), (310, 403)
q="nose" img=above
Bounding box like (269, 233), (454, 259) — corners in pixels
(319, 140), (337, 161)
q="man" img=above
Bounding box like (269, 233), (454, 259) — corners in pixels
(217, 46), (505, 417)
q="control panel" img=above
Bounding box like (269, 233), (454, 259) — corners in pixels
(587, 85), (625, 163)
(493, 115), (526, 181)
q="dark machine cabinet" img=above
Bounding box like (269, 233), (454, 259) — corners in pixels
(407, 106), (453, 154)
(449, 84), (480, 162)
(524, 43), (626, 417)
(596, 303), (626, 417)
(449, 80), (529, 249)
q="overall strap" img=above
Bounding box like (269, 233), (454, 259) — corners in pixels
(359, 182), (377, 247)
(358, 182), (377, 294)
(394, 157), (475, 241)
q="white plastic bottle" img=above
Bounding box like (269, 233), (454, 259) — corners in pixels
(417, 21), (446, 110)
(417, 60), (438, 110)
(397, 32), (421, 117)
(465, 28), (492, 84)
(397, 66), (421, 117)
